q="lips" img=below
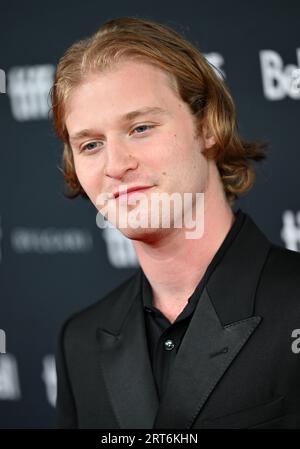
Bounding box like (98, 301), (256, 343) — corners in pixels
(113, 186), (153, 199)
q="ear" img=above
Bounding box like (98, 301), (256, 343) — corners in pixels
(201, 119), (216, 150)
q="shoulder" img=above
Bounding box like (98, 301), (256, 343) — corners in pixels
(256, 243), (300, 311)
(264, 244), (300, 281)
(58, 270), (140, 345)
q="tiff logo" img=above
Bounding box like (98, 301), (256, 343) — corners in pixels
(0, 69), (5, 93)
(7, 64), (54, 120)
(0, 330), (6, 354)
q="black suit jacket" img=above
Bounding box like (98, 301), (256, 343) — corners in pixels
(55, 211), (300, 429)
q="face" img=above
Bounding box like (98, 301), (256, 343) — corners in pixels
(65, 60), (215, 241)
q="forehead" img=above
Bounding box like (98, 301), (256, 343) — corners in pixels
(66, 60), (178, 110)
(65, 60), (182, 133)
(94, 59), (177, 89)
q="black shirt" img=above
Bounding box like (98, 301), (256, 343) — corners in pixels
(141, 208), (246, 400)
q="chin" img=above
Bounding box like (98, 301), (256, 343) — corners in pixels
(118, 225), (168, 243)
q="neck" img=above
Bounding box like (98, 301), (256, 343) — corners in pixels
(132, 165), (235, 320)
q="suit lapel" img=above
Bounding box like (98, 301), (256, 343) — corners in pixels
(96, 270), (159, 429)
(153, 287), (261, 428)
(96, 212), (271, 429)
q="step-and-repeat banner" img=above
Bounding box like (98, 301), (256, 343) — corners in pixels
(0, 0), (299, 428)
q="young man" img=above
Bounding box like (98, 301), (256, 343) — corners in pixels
(51, 17), (300, 429)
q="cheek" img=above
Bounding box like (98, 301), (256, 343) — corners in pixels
(169, 137), (207, 185)
(74, 158), (103, 196)
(161, 136), (189, 170)
(152, 132), (184, 164)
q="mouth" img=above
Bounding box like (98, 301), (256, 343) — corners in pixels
(114, 186), (154, 199)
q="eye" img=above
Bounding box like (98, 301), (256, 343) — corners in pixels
(132, 124), (155, 134)
(81, 141), (101, 153)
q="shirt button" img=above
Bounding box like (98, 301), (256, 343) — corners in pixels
(164, 339), (175, 351)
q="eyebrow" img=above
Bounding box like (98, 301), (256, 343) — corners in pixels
(69, 106), (169, 142)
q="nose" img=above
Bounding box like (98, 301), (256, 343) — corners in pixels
(103, 138), (138, 179)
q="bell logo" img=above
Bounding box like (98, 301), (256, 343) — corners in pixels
(259, 49), (300, 100)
